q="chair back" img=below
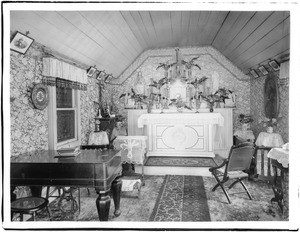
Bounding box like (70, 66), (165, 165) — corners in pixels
(226, 142), (256, 173)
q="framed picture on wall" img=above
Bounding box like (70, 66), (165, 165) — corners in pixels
(87, 66), (97, 77)
(268, 60), (280, 71)
(258, 65), (268, 75)
(10, 31), (34, 54)
(96, 70), (106, 81)
(250, 69), (259, 78)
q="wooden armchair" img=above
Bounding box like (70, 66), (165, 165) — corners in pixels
(209, 142), (257, 204)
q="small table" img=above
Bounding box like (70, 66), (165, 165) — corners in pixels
(254, 132), (284, 179)
(267, 147), (289, 217)
(113, 136), (147, 196)
(11, 149), (122, 221)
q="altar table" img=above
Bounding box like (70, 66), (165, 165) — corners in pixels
(10, 149), (122, 221)
(137, 113), (224, 157)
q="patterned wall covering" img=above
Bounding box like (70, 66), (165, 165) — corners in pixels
(10, 49), (48, 156)
(10, 42), (98, 156)
(250, 72), (289, 143)
(102, 46), (251, 132)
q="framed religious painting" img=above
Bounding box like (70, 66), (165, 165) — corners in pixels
(10, 31), (34, 54)
(264, 73), (279, 119)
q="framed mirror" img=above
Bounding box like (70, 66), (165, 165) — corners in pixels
(264, 73), (279, 119)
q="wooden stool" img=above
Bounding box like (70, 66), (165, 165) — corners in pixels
(11, 197), (52, 221)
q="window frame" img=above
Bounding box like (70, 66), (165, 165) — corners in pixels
(48, 86), (81, 150)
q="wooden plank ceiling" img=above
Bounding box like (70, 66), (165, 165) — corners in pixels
(10, 11), (290, 81)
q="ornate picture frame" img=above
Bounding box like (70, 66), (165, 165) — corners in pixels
(268, 60), (280, 71)
(258, 65), (268, 75)
(264, 73), (279, 119)
(250, 69), (259, 78)
(87, 66), (97, 77)
(31, 83), (49, 110)
(10, 31), (34, 54)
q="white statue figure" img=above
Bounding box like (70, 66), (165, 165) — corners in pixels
(211, 72), (220, 93)
(225, 91), (236, 107)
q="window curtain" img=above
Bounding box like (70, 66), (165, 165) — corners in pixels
(42, 57), (88, 90)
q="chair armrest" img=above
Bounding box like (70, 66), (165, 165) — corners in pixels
(209, 159), (228, 172)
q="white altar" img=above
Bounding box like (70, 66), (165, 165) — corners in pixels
(137, 113), (224, 157)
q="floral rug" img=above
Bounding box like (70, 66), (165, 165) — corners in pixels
(149, 175), (211, 221)
(145, 156), (218, 167)
(29, 175), (286, 223)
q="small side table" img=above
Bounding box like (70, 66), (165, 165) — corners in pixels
(113, 136), (147, 197)
(254, 132), (284, 181)
(267, 148), (289, 218)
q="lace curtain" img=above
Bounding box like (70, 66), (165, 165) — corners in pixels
(42, 57), (88, 90)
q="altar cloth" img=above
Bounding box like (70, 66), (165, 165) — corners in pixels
(113, 136), (147, 164)
(137, 113), (224, 128)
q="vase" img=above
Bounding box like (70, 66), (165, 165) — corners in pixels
(209, 104), (214, 112)
(177, 107), (183, 113)
(267, 127), (273, 133)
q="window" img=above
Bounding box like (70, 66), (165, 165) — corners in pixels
(48, 86), (81, 149)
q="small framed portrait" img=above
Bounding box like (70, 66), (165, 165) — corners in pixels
(258, 65), (268, 75)
(87, 66), (97, 77)
(250, 69), (259, 78)
(10, 31), (34, 54)
(96, 70), (106, 81)
(268, 60), (280, 71)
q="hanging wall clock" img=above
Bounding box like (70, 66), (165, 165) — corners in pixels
(31, 83), (49, 110)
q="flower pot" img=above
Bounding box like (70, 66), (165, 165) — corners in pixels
(267, 127), (273, 133)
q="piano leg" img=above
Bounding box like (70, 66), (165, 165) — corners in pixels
(111, 177), (122, 217)
(95, 191), (111, 221)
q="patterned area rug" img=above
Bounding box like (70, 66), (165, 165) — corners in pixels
(145, 156), (217, 167)
(149, 175), (211, 221)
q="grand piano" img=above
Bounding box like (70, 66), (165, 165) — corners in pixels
(10, 149), (122, 221)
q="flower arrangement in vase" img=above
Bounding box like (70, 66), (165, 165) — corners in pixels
(169, 96), (191, 112)
(119, 88), (148, 109)
(214, 88), (232, 104)
(258, 115), (281, 133)
(200, 93), (221, 112)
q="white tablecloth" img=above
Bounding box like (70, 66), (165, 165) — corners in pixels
(88, 131), (109, 145)
(255, 132), (284, 147)
(267, 148), (289, 168)
(113, 136), (147, 164)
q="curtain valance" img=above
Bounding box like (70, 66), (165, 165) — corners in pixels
(42, 57), (88, 90)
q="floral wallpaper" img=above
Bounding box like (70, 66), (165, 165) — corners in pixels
(102, 46), (251, 132)
(10, 42), (98, 156)
(250, 72), (289, 143)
